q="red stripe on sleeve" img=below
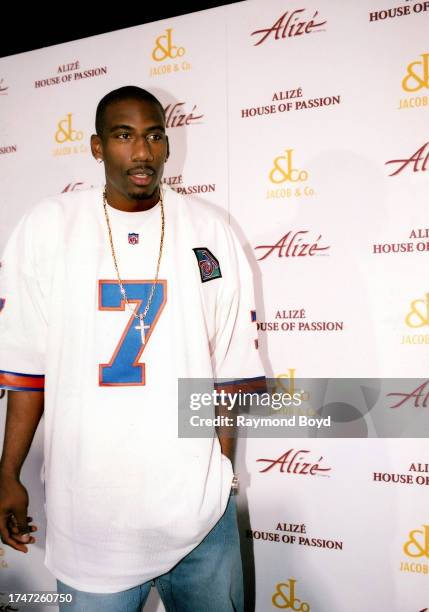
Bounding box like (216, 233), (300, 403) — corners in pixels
(0, 371), (45, 390)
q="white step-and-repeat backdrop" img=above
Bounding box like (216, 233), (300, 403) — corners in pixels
(0, 1), (428, 610)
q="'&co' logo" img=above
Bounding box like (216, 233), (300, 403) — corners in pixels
(276, 369), (297, 395)
(272, 579), (310, 610)
(404, 525), (429, 558)
(402, 53), (429, 92)
(55, 114), (83, 144)
(405, 294), (429, 328)
(269, 150), (308, 184)
(152, 29), (186, 61)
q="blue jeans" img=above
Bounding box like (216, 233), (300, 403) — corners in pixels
(56, 495), (243, 611)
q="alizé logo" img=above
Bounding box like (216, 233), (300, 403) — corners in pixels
(255, 231), (330, 261)
(387, 380), (429, 409)
(385, 142), (429, 176)
(257, 448), (331, 477)
(62, 182), (86, 192)
(251, 8), (327, 46)
(163, 102), (203, 128)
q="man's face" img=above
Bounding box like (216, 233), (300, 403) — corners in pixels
(92, 98), (169, 205)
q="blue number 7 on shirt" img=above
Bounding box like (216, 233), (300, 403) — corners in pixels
(98, 280), (167, 386)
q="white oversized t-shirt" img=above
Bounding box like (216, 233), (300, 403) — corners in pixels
(0, 186), (265, 592)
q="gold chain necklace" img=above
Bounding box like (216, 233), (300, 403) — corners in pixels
(102, 186), (165, 345)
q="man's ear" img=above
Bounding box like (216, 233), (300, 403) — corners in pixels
(90, 134), (103, 163)
(165, 136), (170, 162)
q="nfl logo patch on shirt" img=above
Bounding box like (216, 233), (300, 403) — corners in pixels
(193, 248), (222, 283)
(128, 233), (139, 245)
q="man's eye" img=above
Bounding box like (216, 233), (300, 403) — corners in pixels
(147, 134), (163, 142)
(117, 133), (131, 139)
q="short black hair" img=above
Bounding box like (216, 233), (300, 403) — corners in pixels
(95, 86), (165, 137)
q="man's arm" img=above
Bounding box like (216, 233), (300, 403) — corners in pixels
(215, 400), (236, 462)
(217, 433), (235, 462)
(0, 390), (43, 552)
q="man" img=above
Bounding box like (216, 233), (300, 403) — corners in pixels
(0, 86), (264, 611)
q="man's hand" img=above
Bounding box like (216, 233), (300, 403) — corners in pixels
(0, 474), (37, 553)
(0, 389), (44, 553)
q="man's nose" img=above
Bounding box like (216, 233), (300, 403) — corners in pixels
(131, 136), (154, 161)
